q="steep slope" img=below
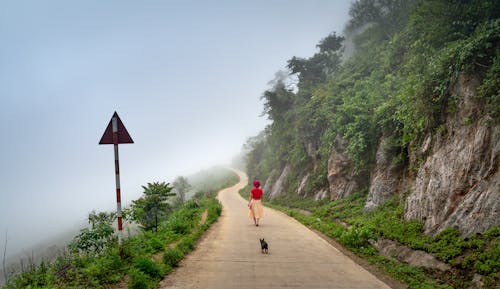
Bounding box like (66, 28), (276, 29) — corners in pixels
(245, 0), (499, 237)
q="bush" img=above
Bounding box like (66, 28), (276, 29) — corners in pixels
(169, 218), (191, 235)
(163, 248), (184, 267)
(132, 257), (163, 279)
(83, 250), (124, 284)
(149, 236), (165, 251)
(428, 227), (465, 262)
(128, 268), (151, 289)
(177, 236), (196, 254)
(339, 226), (373, 249)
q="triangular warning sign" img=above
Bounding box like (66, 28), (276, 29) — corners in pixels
(99, 112), (134, 144)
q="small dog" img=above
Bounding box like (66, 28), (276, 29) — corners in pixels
(260, 238), (269, 254)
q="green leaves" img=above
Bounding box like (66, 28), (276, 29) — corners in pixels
(130, 182), (176, 232)
(70, 211), (115, 254)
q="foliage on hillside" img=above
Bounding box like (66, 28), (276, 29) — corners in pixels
(243, 0), (499, 287)
(3, 168), (238, 289)
(245, 0), (500, 193)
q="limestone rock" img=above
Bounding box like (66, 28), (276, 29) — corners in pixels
(268, 164), (291, 199)
(314, 189), (328, 201)
(263, 172), (276, 198)
(369, 238), (451, 271)
(405, 74), (500, 235)
(297, 174), (309, 197)
(327, 134), (360, 200)
(365, 136), (402, 211)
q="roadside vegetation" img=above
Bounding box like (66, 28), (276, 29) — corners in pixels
(3, 167), (238, 289)
(239, 185), (500, 288)
(245, 0), (499, 197)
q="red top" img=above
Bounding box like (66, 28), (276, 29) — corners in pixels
(250, 187), (263, 200)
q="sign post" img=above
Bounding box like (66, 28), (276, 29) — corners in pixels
(99, 111), (134, 256)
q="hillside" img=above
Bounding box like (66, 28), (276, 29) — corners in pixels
(244, 0), (499, 287)
(1, 168), (238, 288)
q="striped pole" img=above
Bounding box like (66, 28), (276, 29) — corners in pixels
(99, 111), (133, 258)
(112, 116), (123, 256)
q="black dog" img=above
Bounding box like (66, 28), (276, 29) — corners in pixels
(260, 238), (269, 254)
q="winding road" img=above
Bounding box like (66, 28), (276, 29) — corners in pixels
(158, 170), (391, 289)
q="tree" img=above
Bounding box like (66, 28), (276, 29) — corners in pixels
(130, 182), (176, 231)
(261, 80), (295, 122)
(70, 211), (115, 254)
(287, 33), (344, 89)
(346, 0), (417, 38)
(172, 176), (191, 203)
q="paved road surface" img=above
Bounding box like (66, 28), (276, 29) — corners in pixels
(158, 170), (391, 289)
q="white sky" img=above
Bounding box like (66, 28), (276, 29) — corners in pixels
(0, 0), (351, 258)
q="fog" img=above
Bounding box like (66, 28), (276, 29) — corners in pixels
(0, 0), (350, 263)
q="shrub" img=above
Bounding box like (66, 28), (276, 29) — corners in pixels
(128, 268), (151, 289)
(132, 257), (163, 279)
(169, 218), (191, 235)
(429, 227), (465, 262)
(149, 236), (165, 251)
(83, 250), (124, 284)
(339, 226), (373, 248)
(177, 236), (196, 254)
(163, 248), (184, 267)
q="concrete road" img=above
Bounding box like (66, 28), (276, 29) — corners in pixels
(158, 170), (391, 289)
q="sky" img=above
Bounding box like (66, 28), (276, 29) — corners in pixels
(0, 0), (351, 259)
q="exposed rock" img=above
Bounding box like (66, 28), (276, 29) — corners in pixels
(405, 74), (500, 235)
(263, 171), (276, 199)
(365, 136), (402, 211)
(297, 174), (309, 197)
(314, 189), (328, 201)
(297, 209), (312, 216)
(268, 165), (291, 199)
(327, 134), (360, 200)
(369, 238), (451, 272)
(469, 274), (485, 289)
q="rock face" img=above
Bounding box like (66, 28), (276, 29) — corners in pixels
(364, 137), (402, 211)
(314, 189), (328, 201)
(297, 174), (309, 197)
(327, 134), (360, 200)
(404, 74), (500, 236)
(268, 164), (291, 199)
(263, 173), (276, 198)
(369, 238), (451, 271)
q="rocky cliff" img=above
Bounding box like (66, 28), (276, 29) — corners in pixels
(364, 136), (403, 212)
(263, 74), (499, 236)
(404, 74), (499, 236)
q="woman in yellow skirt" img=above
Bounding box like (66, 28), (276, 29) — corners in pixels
(248, 180), (264, 226)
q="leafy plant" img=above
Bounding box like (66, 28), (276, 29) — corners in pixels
(133, 257), (163, 279)
(128, 268), (152, 289)
(129, 182), (176, 232)
(69, 210), (115, 254)
(163, 248), (184, 267)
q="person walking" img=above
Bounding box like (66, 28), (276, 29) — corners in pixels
(248, 180), (264, 226)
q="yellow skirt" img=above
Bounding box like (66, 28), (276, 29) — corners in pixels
(248, 199), (264, 219)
